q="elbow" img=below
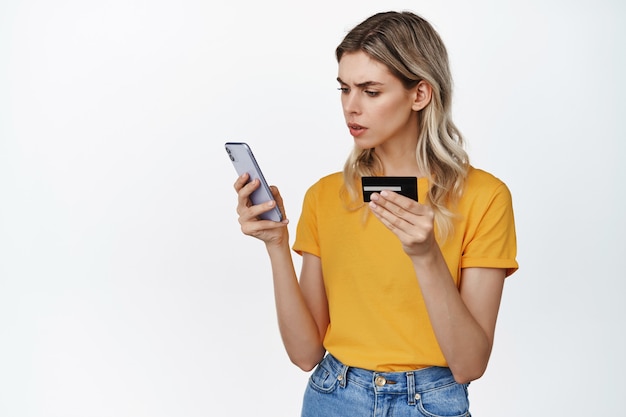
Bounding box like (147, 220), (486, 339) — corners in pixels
(450, 362), (488, 384)
(452, 368), (485, 385)
(449, 339), (493, 384)
(294, 359), (318, 372)
(288, 349), (325, 372)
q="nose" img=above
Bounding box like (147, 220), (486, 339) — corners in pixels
(342, 91), (361, 115)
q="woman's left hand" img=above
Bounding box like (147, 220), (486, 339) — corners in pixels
(368, 190), (436, 258)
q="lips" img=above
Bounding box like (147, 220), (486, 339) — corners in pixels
(348, 123), (367, 137)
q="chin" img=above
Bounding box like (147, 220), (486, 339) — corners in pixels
(353, 139), (376, 151)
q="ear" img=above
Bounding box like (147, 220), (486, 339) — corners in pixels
(411, 81), (432, 111)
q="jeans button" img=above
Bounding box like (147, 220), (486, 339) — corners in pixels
(375, 376), (386, 386)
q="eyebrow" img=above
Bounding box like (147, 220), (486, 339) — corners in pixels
(336, 77), (384, 88)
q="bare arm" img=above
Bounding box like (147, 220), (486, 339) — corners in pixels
(368, 190), (505, 383)
(234, 174), (328, 371)
(268, 249), (328, 370)
(411, 250), (505, 383)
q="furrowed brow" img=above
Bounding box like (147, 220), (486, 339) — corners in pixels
(356, 81), (383, 88)
(336, 77), (383, 88)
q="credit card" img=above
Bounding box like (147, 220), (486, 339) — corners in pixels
(361, 176), (418, 202)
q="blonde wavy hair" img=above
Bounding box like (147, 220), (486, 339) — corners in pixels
(336, 11), (469, 240)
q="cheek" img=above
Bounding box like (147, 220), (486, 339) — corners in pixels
(367, 100), (393, 120)
(378, 100), (413, 123)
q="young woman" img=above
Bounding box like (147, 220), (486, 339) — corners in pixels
(233, 11), (518, 417)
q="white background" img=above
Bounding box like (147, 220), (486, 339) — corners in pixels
(1, 0), (625, 416)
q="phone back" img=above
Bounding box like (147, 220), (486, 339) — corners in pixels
(225, 142), (283, 222)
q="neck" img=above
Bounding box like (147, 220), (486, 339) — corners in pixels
(376, 142), (424, 177)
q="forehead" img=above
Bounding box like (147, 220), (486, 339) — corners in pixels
(337, 51), (394, 84)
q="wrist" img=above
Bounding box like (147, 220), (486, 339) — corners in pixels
(409, 243), (443, 269)
(265, 236), (290, 252)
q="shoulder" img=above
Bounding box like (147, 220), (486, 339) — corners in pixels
(466, 166), (508, 190)
(459, 166), (514, 214)
(465, 166), (512, 199)
(314, 171), (344, 186)
(297, 172), (344, 230)
(305, 172), (344, 196)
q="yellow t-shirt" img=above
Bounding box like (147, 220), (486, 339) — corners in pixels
(292, 167), (518, 372)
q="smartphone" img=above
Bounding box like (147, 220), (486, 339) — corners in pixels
(225, 142), (283, 222)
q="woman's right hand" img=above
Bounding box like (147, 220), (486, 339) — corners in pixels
(234, 173), (289, 246)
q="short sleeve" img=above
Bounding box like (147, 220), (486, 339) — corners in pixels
(461, 182), (518, 277)
(292, 182), (321, 257)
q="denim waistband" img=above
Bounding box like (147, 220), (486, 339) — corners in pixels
(322, 354), (458, 404)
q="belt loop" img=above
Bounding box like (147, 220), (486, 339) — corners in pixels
(338, 364), (349, 388)
(406, 371), (416, 405)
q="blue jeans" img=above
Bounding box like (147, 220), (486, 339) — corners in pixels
(302, 354), (471, 417)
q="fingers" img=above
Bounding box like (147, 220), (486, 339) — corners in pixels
(270, 185), (287, 219)
(369, 191), (424, 223)
(233, 172), (250, 191)
(234, 174), (260, 211)
(239, 199), (277, 220)
(369, 191), (435, 252)
(232, 173), (289, 245)
(234, 174), (287, 222)
(240, 212), (288, 235)
(369, 191), (432, 231)
(234, 173), (259, 202)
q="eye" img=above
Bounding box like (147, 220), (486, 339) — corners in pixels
(364, 90), (379, 97)
(337, 87), (349, 94)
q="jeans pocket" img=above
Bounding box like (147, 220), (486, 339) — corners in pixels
(308, 357), (341, 394)
(417, 382), (470, 417)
